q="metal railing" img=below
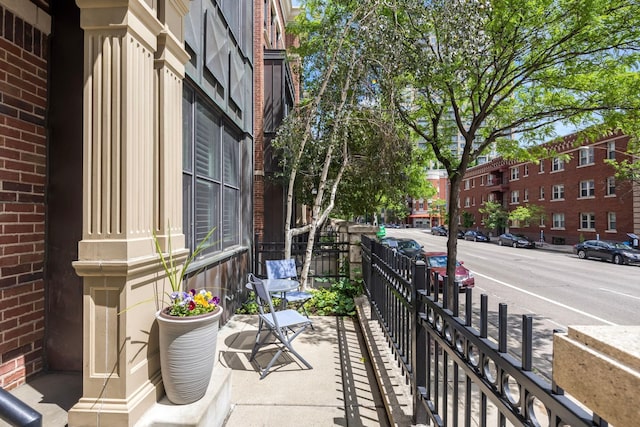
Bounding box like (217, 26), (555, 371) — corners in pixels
(254, 231), (349, 282)
(361, 235), (604, 426)
(0, 388), (41, 427)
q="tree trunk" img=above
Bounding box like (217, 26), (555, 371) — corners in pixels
(446, 173), (462, 309)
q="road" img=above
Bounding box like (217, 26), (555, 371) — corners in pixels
(385, 228), (640, 379)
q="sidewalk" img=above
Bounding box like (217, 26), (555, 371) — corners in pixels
(1, 313), (397, 427)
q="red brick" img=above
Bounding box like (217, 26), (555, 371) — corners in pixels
(3, 324), (33, 342)
(5, 53), (36, 79)
(0, 337), (19, 355)
(19, 290), (42, 305)
(3, 203), (35, 213)
(17, 308), (43, 324)
(0, 295), (19, 310)
(4, 223), (34, 234)
(0, 255), (19, 267)
(0, 360), (17, 376)
(19, 253), (42, 264)
(19, 330), (43, 347)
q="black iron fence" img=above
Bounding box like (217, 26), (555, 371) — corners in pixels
(361, 235), (604, 426)
(254, 231), (350, 283)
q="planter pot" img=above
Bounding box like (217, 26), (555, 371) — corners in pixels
(156, 306), (223, 404)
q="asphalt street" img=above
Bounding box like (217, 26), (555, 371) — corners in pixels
(385, 228), (640, 380)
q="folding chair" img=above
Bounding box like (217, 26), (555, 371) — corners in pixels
(265, 259), (313, 323)
(248, 273), (313, 379)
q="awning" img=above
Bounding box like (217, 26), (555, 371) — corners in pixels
(408, 213), (432, 218)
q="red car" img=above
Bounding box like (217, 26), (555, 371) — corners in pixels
(423, 252), (475, 290)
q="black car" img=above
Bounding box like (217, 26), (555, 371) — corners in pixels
(379, 237), (399, 249)
(573, 240), (640, 265)
(498, 233), (536, 248)
(464, 230), (490, 242)
(431, 225), (448, 236)
(457, 229), (466, 239)
(396, 238), (424, 260)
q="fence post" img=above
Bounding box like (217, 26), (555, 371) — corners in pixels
(412, 260), (428, 425)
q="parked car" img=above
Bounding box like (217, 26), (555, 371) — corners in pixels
(464, 230), (490, 242)
(379, 237), (399, 249)
(396, 238), (424, 260)
(498, 233), (536, 248)
(573, 240), (640, 265)
(431, 225), (448, 236)
(423, 251), (475, 290)
(456, 229), (466, 239)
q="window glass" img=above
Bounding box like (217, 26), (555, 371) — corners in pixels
(183, 86), (241, 256)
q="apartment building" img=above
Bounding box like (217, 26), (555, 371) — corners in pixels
(460, 132), (639, 246)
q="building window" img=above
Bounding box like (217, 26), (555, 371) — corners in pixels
(511, 167), (519, 180)
(552, 213), (565, 229)
(580, 212), (595, 230)
(607, 141), (616, 159)
(481, 175), (485, 185)
(539, 160), (545, 173)
(472, 178), (475, 188)
(511, 190), (520, 204)
(523, 188), (529, 202)
(552, 184), (564, 200)
(606, 176), (616, 196)
(607, 212), (616, 231)
(539, 186), (545, 200)
(578, 147), (595, 166)
(464, 179), (470, 190)
(540, 216), (545, 227)
(183, 86), (241, 255)
(579, 180), (595, 198)
(551, 157), (564, 172)
(523, 164), (529, 176)
(464, 197), (470, 208)
(419, 201), (424, 210)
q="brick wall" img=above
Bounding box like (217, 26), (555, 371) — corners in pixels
(0, 6), (48, 390)
(460, 133), (635, 246)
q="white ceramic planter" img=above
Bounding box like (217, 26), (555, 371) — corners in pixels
(156, 306), (223, 404)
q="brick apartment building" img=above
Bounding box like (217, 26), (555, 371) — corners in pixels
(0, 0), (299, 425)
(460, 132), (640, 246)
(407, 169), (449, 228)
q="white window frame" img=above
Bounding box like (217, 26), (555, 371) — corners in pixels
(551, 157), (564, 172)
(579, 180), (595, 198)
(511, 167), (520, 181)
(578, 147), (595, 166)
(552, 184), (564, 200)
(523, 188), (529, 202)
(511, 190), (520, 204)
(606, 176), (616, 196)
(579, 212), (595, 231)
(552, 213), (565, 229)
(607, 212), (616, 231)
(464, 196), (470, 208)
(539, 161), (545, 173)
(607, 141), (616, 159)
(539, 186), (545, 200)
(523, 164), (529, 176)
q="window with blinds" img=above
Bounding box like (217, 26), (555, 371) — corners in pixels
(183, 85), (241, 256)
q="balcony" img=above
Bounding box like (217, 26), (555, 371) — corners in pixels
(486, 177), (509, 192)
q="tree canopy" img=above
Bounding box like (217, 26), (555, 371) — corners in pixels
(366, 0), (640, 287)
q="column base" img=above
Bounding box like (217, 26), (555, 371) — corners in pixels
(68, 374), (162, 427)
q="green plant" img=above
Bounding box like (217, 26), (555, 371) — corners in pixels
(304, 276), (363, 317)
(235, 292), (282, 315)
(154, 226), (220, 317)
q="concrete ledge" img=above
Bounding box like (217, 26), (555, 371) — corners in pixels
(135, 365), (232, 427)
(355, 296), (413, 427)
(553, 325), (640, 426)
